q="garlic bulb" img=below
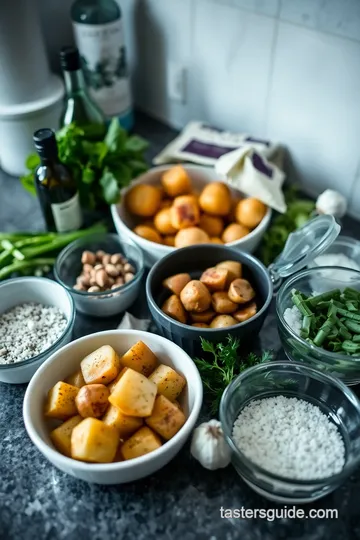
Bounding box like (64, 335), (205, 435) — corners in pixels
(190, 419), (231, 470)
(316, 189), (347, 218)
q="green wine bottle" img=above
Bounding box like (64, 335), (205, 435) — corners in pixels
(60, 46), (106, 139)
(71, 0), (133, 131)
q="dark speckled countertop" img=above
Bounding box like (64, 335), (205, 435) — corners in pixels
(1, 113), (360, 540)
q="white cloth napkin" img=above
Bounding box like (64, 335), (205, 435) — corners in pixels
(215, 146), (287, 213)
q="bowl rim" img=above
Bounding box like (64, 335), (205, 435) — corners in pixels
(146, 244), (273, 334)
(0, 276), (75, 371)
(110, 163), (272, 252)
(220, 360), (360, 486)
(54, 233), (145, 298)
(277, 266), (360, 362)
(23, 329), (203, 472)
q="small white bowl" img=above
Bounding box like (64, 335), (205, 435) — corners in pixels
(23, 329), (203, 485)
(0, 277), (75, 384)
(111, 165), (272, 267)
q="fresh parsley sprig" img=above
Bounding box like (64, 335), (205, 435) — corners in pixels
(194, 336), (273, 414)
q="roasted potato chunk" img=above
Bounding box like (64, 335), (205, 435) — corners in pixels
(121, 426), (162, 461)
(162, 294), (187, 324)
(133, 225), (163, 244)
(102, 405), (143, 438)
(192, 323), (209, 328)
(210, 315), (238, 328)
(216, 260), (242, 285)
(148, 364), (186, 402)
(228, 278), (256, 304)
(109, 368), (157, 417)
(154, 207), (177, 235)
(199, 182), (231, 216)
(212, 291), (238, 314)
(75, 384), (110, 418)
(199, 214), (224, 237)
(200, 267), (228, 291)
(161, 165), (192, 197)
(180, 280), (211, 312)
(234, 301), (257, 322)
(235, 198), (267, 229)
(189, 309), (216, 323)
(163, 273), (191, 296)
(174, 227), (210, 248)
(146, 395), (186, 440)
(65, 370), (86, 388)
(71, 418), (118, 463)
(170, 195), (200, 230)
(120, 340), (158, 377)
(163, 235), (175, 246)
(80, 345), (120, 385)
(45, 381), (79, 420)
(50, 415), (82, 457)
(222, 223), (250, 243)
(126, 184), (162, 217)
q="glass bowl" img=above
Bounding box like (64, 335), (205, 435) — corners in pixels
(54, 233), (144, 317)
(276, 267), (360, 384)
(220, 361), (360, 503)
(308, 235), (360, 270)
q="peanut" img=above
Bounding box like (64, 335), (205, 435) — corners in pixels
(102, 254), (111, 266)
(83, 263), (93, 274)
(95, 269), (109, 288)
(94, 264), (104, 271)
(74, 283), (86, 291)
(110, 254), (122, 265)
(105, 263), (119, 277)
(124, 263), (135, 273)
(81, 250), (96, 265)
(96, 250), (106, 261)
(124, 272), (134, 283)
(88, 285), (101, 293)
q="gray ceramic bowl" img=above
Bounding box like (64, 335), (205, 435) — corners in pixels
(146, 245), (273, 355)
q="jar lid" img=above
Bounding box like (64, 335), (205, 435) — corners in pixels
(268, 214), (341, 286)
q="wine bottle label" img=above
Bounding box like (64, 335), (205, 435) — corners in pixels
(51, 192), (82, 233)
(73, 20), (132, 118)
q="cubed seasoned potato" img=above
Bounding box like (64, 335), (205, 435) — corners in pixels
(170, 195), (200, 229)
(145, 395), (186, 440)
(162, 273), (191, 296)
(71, 418), (119, 463)
(113, 443), (124, 462)
(120, 426), (162, 461)
(109, 368), (157, 417)
(102, 404), (143, 438)
(200, 267), (228, 291)
(212, 291), (237, 314)
(216, 260), (242, 286)
(148, 364), (186, 402)
(80, 345), (120, 385)
(75, 384), (110, 418)
(108, 367), (130, 393)
(50, 415), (82, 457)
(119, 341), (158, 376)
(180, 280), (211, 312)
(65, 370), (86, 388)
(189, 309), (215, 323)
(228, 278), (256, 304)
(45, 381), (79, 419)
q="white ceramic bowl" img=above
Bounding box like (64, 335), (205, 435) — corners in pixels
(111, 165), (272, 267)
(23, 329), (203, 485)
(0, 277), (75, 384)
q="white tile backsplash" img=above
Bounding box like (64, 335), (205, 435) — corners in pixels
(188, 0), (276, 134)
(279, 0), (360, 42)
(266, 23), (360, 199)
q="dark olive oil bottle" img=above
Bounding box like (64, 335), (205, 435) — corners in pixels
(34, 128), (83, 232)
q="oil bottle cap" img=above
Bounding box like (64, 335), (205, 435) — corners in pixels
(33, 128), (58, 158)
(60, 46), (81, 72)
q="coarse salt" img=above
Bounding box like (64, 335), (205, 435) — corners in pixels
(0, 303), (67, 365)
(232, 395), (345, 480)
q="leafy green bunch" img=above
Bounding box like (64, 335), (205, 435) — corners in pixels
(21, 119), (149, 209)
(194, 336), (273, 414)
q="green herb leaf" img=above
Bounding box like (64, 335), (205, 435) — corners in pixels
(25, 154), (40, 171)
(125, 135), (149, 154)
(100, 169), (121, 204)
(20, 173), (37, 195)
(104, 118), (127, 152)
(82, 166), (96, 185)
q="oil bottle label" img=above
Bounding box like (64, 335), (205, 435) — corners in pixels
(51, 192), (82, 233)
(73, 20), (132, 118)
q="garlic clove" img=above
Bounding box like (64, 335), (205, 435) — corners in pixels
(316, 189), (347, 218)
(190, 419), (231, 471)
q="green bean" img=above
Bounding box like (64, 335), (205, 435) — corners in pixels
(313, 316), (336, 347)
(353, 335), (360, 343)
(342, 340), (360, 354)
(328, 341), (343, 352)
(344, 320), (360, 334)
(336, 308), (360, 322)
(300, 315), (313, 339)
(291, 291), (313, 317)
(308, 289), (341, 307)
(344, 287), (360, 300)
(346, 301), (358, 312)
